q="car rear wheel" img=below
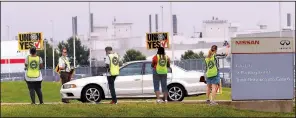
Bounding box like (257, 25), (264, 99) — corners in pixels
(167, 84), (185, 101)
(81, 85), (103, 103)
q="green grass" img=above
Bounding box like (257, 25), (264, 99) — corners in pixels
(1, 81), (231, 103)
(1, 81), (294, 117)
(1, 103), (294, 117)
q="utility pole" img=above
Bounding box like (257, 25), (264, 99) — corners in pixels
(51, 20), (55, 76)
(6, 25), (10, 40)
(279, 2), (282, 37)
(161, 5), (164, 32)
(88, 2), (92, 74)
(169, 2), (174, 65)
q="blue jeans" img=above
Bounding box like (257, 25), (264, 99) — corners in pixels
(153, 74), (168, 92)
(206, 72), (220, 85)
(107, 76), (117, 103)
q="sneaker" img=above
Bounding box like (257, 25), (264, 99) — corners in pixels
(209, 101), (218, 106)
(31, 103), (36, 105)
(164, 100), (168, 103)
(206, 100), (211, 104)
(156, 99), (163, 103)
(110, 101), (117, 104)
(39, 102), (44, 105)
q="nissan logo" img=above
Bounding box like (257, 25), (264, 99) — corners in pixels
(280, 40), (290, 45)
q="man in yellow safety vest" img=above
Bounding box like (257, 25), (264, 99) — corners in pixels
(104, 46), (120, 104)
(58, 47), (72, 103)
(24, 46), (44, 105)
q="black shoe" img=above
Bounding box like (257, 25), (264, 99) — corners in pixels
(62, 101), (70, 104)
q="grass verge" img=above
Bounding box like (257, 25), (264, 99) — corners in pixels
(1, 81), (231, 103)
(1, 103), (294, 117)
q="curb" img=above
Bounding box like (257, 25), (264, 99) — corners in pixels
(1, 100), (232, 105)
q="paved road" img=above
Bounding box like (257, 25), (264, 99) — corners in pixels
(1, 100), (232, 105)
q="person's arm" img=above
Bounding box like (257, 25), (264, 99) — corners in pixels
(167, 57), (171, 68)
(204, 59), (207, 73)
(151, 56), (157, 68)
(105, 55), (110, 70)
(58, 57), (65, 70)
(39, 57), (44, 69)
(215, 55), (220, 69)
(24, 56), (28, 70)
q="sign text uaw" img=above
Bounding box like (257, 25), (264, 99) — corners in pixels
(18, 32), (44, 51)
(146, 32), (170, 49)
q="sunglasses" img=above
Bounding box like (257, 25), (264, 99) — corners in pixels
(63, 51), (67, 53)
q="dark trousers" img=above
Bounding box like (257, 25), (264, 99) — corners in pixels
(26, 81), (43, 104)
(107, 76), (117, 103)
(60, 72), (70, 102)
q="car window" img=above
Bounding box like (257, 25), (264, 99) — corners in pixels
(144, 62), (171, 75)
(120, 62), (143, 76)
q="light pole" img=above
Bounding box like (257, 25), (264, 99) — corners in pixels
(278, 2), (282, 37)
(51, 20), (55, 76)
(6, 25), (10, 40)
(44, 39), (47, 76)
(161, 5), (164, 32)
(169, 2), (174, 65)
(88, 2), (92, 74)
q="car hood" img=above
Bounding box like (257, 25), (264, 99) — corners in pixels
(66, 75), (107, 86)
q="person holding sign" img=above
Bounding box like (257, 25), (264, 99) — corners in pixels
(204, 45), (220, 105)
(24, 46), (44, 105)
(58, 48), (72, 103)
(104, 46), (120, 104)
(151, 47), (171, 103)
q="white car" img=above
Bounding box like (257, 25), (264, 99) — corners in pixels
(60, 60), (207, 103)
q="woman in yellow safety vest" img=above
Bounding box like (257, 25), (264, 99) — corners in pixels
(151, 47), (171, 103)
(204, 45), (220, 105)
(24, 46), (44, 105)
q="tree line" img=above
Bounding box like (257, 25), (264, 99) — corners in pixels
(39, 36), (216, 68)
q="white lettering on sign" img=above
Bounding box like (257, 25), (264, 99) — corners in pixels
(236, 77), (291, 82)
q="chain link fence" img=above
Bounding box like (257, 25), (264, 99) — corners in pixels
(1, 58), (231, 83)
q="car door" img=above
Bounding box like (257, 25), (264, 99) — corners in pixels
(142, 62), (172, 95)
(112, 62), (144, 97)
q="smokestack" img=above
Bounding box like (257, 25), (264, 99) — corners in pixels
(149, 14), (152, 33)
(72, 16), (78, 35)
(287, 13), (291, 27)
(90, 13), (94, 32)
(155, 14), (159, 32)
(172, 14), (177, 35)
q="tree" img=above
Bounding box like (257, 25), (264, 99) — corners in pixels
(37, 39), (59, 69)
(181, 50), (205, 60)
(57, 36), (90, 66)
(123, 49), (146, 63)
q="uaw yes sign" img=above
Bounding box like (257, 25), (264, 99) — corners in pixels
(18, 32), (44, 51)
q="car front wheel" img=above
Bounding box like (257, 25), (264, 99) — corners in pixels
(81, 85), (103, 103)
(167, 84), (185, 101)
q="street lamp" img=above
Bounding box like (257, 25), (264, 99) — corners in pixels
(6, 25), (10, 40)
(51, 20), (55, 76)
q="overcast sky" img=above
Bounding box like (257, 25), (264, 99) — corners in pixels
(1, 2), (295, 42)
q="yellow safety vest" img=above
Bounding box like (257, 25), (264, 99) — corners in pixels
(205, 55), (218, 78)
(27, 56), (40, 78)
(108, 53), (120, 76)
(156, 54), (168, 74)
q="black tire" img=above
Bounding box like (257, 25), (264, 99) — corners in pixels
(167, 84), (186, 101)
(80, 85), (103, 103)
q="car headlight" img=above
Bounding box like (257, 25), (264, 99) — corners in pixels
(63, 84), (77, 89)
